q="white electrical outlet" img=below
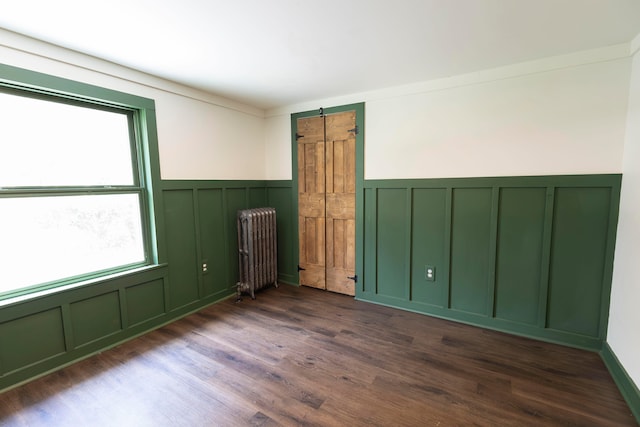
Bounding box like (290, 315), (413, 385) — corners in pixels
(425, 265), (435, 282)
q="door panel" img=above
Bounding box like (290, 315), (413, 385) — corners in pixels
(325, 111), (356, 295)
(299, 216), (325, 289)
(326, 217), (356, 295)
(297, 116), (326, 289)
(297, 111), (356, 296)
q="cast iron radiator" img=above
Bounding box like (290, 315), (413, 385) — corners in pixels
(236, 207), (278, 300)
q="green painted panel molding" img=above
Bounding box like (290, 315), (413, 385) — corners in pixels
(160, 180), (297, 295)
(0, 178), (296, 392)
(358, 174), (621, 351)
(0, 172), (632, 415)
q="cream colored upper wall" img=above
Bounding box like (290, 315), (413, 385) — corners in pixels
(365, 60), (628, 179)
(264, 115), (293, 180)
(153, 92), (264, 180)
(3, 30), (632, 183)
(0, 30), (265, 180)
(265, 46), (631, 180)
(608, 39), (640, 390)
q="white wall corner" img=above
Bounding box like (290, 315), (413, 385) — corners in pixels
(607, 33), (640, 393)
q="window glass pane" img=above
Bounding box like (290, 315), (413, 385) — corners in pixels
(0, 92), (134, 187)
(0, 194), (145, 294)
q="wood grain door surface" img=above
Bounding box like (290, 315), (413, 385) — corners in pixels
(297, 111), (356, 296)
(297, 116), (326, 290)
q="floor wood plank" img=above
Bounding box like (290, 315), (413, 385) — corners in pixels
(0, 285), (635, 426)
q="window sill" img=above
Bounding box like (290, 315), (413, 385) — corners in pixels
(0, 263), (168, 309)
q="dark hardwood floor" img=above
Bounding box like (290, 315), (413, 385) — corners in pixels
(0, 285), (635, 426)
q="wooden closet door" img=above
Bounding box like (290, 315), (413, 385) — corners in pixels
(297, 116), (326, 289)
(325, 111), (356, 296)
(297, 111), (356, 296)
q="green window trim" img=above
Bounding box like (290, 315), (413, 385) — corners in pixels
(0, 63), (165, 301)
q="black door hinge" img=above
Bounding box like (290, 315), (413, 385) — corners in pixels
(295, 132), (304, 140)
(347, 274), (358, 283)
(298, 265), (306, 272)
(348, 125), (359, 135)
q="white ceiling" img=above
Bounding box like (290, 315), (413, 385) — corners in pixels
(1, 0), (640, 110)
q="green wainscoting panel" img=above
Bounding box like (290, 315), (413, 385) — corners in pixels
(197, 189), (229, 296)
(225, 188), (250, 288)
(0, 308), (66, 374)
(376, 189), (408, 300)
(266, 184), (297, 284)
(163, 190), (199, 309)
(225, 188), (250, 218)
(0, 172), (621, 394)
(363, 188), (377, 295)
(359, 175), (621, 351)
(249, 187), (267, 208)
(410, 188), (447, 307)
(450, 188), (493, 316)
(70, 292), (122, 347)
(126, 279), (165, 326)
(0, 178), (297, 392)
(494, 187), (546, 325)
(159, 180), (296, 295)
(0, 265), (169, 391)
(547, 187), (612, 338)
